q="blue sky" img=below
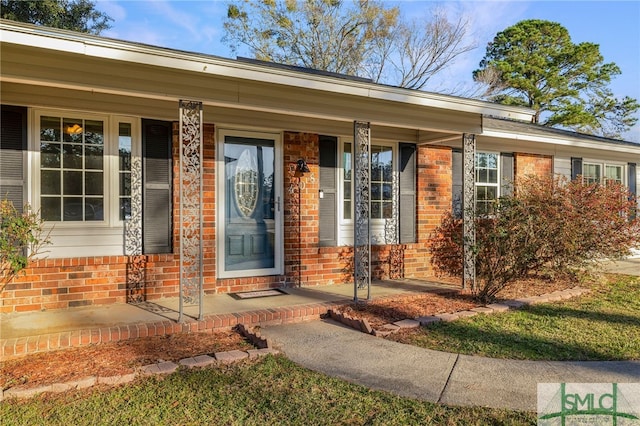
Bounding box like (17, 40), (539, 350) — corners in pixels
(96, 0), (640, 141)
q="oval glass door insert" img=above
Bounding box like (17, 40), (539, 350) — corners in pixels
(234, 148), (259, 218)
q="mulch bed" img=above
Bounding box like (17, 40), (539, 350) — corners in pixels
(1, 329), (252, 391)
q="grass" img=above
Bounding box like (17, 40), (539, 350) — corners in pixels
(0, 355), (534, 425)
(393, 274), (640, 361)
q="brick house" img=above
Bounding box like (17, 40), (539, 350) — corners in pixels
(1, 20), (638, 314)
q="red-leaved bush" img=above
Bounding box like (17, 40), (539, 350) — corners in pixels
(429, 175), (640, 302)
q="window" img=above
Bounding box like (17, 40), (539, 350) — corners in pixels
(583, 162), (625, 186)
(339, 140), (399, 244)
(475, 152), (499, 215)
(40, 115), (105, 221)
(342, 142), (395, 221)
(36, 111), (138, 226)
(118, 123), (133, 220)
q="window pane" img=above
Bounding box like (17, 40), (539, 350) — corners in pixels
(119, 123), (132, 171)
(476, 153), (487, 168)
(371, 202), (381, 219)
(344, 181), (351, 199)
(63, 197), (84, 221)
(119, 172), (131, 196)
(85, 198), (104, 221)
(120, 198), (131, 221)
(478, 169), (488, 183)
(343, 201), (351, 220)
(383, 183), (393, 201)
(40, 116), (60, 141)
(486, 154), (498, 169)
(63, 144), (83, 169)
(84, 120), (104, 145)
(63, 118), (83, 143)
(371, 164), (381, 181)
(370, 183), (379, 200)
(605, 165), (622, 183)
(41, 197), (61, 221)
(85, 172), (103, 195)
(488, 169), (498, 183)
(63, 171), (83, 195)
(382, 201), (393, 218)
(583, 164), (601, 184)
(41, 170), (61, 195)
(85, 145), (103, 170)
(41, 143), (61, 168)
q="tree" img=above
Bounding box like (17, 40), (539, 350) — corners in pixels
(223, 0), (475, 90)
(429, 175), (640, 302)
(473, 19), (639, 139)
(1, 0), (112, 35)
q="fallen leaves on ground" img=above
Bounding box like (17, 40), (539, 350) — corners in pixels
(1, 330), (252, 391)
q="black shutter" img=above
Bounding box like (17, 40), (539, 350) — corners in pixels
(571, 157), (583, 181)
(500, 152), (514, 197)
(0, 105), (27, 213)
(629, 163), (637, 219)
(451, 149), (463, 219)
(399, 143), (416, 244)
(319, 135), (338, 246)
(142, 119), (173, 254)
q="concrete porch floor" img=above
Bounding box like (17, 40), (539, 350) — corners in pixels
(0, 279), (459, 359)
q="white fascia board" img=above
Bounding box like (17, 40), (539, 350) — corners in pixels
(481, 129), (640, 155)
(0, 21), (534, 121)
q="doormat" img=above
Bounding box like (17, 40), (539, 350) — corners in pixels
(229, 289), (288, 300)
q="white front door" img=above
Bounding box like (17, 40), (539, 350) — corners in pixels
(217, 130), (283, 278)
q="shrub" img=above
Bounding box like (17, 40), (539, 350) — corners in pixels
(1, 199), (51, 292)
(429, 175), (640, 302)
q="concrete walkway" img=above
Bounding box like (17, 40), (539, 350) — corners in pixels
(260, 320), (640, 411)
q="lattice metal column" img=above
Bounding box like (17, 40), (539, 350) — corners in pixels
(178, 100), (204, 321)
(462, 133), (476, 291)
(125, 144), (145, 303)
(353, 121), (371, 301)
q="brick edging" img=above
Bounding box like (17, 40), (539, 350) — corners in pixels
(1, 346), (280, 401)
(328, 286), (591, 336)
(0, 299), (351, 361)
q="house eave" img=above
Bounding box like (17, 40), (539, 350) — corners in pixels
(0, 19), (535, 123)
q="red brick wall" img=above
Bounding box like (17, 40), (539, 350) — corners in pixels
(1, 129), (455, 313)
(514, 153), (553, 180)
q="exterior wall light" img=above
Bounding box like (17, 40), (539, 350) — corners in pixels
(297, 158), (310, 173)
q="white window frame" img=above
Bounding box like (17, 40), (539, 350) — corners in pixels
(30, 109), (141, 257)
(583, 160), (626, 186)
(338, 138), (398, 246)
(475, 151), (501, 215)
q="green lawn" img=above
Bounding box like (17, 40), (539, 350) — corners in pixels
(1, 356), (533, 425)
(394, 275), (640, 361)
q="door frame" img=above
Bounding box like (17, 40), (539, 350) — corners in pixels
(216, 128), (284, 279)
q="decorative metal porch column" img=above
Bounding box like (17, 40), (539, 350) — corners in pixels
(124, 142), (144, 303)
(178, 100), (204, 321)
(462, 133), (476, 291)
(353, 121), (371, 301)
